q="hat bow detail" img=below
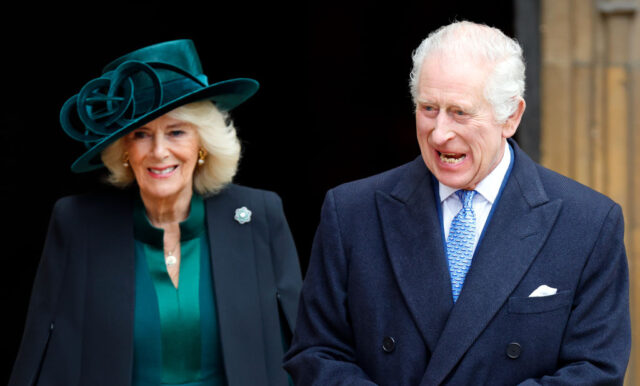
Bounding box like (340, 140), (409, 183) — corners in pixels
(60, 60), (205, 147)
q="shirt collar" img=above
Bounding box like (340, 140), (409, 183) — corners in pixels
(439, 141), (512, 204)
(133, 192), (206, 247)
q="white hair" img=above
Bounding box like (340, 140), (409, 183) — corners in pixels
(409, 21), (525, 123)
(101, 100), (241, 195)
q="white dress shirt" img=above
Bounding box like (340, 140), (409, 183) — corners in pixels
(439, 141), (512, 250)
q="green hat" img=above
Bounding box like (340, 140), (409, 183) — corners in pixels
(60, 39), (259, 172)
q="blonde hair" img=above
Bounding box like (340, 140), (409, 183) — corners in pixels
(101, 100), (241, 195)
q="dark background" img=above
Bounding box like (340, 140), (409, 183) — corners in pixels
(3, 3), (517, 381)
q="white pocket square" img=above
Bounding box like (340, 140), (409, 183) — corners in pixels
(528, 285), (557, 297)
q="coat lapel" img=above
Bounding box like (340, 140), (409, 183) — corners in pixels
(376, 157), (453, 352)
(80, 193), (136, 385)
(204, 188), (270, 385)
(421, 142), (562, 385)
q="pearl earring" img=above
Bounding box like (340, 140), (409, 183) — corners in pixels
(198, 149), (207, 166)
(123, 152), (129, 168)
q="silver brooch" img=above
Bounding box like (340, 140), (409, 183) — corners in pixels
(234, 206), (252, 224)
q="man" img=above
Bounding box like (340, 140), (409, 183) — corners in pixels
(284, 21), (631, 385)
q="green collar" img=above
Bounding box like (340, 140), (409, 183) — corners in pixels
(133, 193), (205, 247)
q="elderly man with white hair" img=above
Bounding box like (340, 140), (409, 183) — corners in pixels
(284, 21), (631, 385)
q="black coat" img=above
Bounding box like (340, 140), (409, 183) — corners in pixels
(10, 184), (302, 386)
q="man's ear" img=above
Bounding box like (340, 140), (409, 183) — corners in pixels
(502, 98), (526, 138)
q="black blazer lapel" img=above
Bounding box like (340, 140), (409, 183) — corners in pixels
(421, 143), (563, 385)
(79, 193), (136, 385)
(376, 158), (453, 352)
(204, 188), (270, 385)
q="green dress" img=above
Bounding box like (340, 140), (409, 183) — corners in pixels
(131, 194), (227, 386)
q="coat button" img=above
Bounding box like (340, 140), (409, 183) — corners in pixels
(506, 342), (521, 359)
(382, 336), (396, 353)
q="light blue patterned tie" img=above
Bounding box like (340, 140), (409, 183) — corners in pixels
(446, 190), (477, 302)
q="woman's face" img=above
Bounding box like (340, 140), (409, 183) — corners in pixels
(124, 114), (201, 201)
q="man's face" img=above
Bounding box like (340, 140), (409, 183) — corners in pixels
(415, 54), (518, 190)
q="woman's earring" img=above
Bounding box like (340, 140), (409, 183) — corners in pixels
(123, 152), (129, 168)
(198, 149), (207, 166)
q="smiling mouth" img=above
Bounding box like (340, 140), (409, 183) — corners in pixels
(148, 166), (177, 175)
(438, 151), (466, 164)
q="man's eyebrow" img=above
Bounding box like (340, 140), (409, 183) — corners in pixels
(415, 98), (474, 110)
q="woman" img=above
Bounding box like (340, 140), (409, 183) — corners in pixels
(9, 40), (302, 386)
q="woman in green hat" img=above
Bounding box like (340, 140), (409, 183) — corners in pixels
(10, 40), (302, 386)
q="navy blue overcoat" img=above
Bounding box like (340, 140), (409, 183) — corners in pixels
(284, 140), (631, 385)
